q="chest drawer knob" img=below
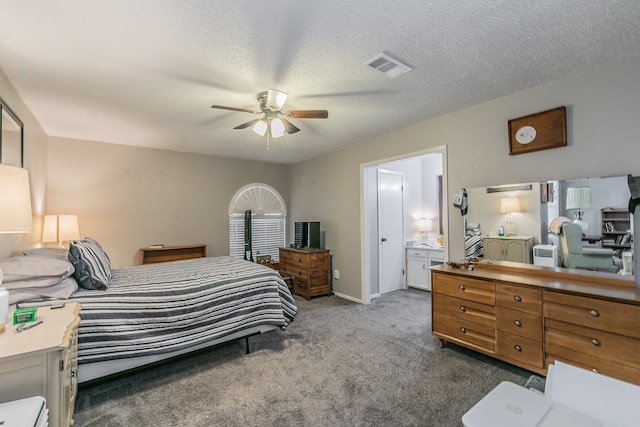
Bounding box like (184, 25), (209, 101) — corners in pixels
(298, 271), (303, 276)
(592, 368), (599, 373)
(458, 284), (466, 291)
(514, 344), (522, 352)
(591, 339), (601, 347)
(514, 320), (522, 327)
(590, 309), (600, 317)
(459, 306), (466, 312)
(460, 327), (466, 333)
(513, 295), (522, 302)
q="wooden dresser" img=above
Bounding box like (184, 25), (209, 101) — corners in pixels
(279, 247), (331, 300)
(431, 262), (640, 384)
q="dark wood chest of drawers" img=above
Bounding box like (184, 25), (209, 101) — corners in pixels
(279, 247), (331, 300)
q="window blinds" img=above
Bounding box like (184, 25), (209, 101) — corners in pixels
(229, 217), (285, 262)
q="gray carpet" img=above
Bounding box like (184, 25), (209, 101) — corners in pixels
(73, 288), (534, 426)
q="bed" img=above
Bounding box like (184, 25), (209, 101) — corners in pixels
(2, 239), (297, 383)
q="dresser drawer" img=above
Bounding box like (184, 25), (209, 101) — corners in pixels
(433, 293), (495, 329)
(433, 312), (495, 353)
(496, 284), (541, 314)
(432, 273), (495, 305)
(546, 350), (640, 386)
(545, 318), (640, 368)
(544, 291), (640, 339)
(279, 252), (311, 269)
(497, 332), (543, 368)
(496, 306), (542, 341)
(280, 264), (308, 280)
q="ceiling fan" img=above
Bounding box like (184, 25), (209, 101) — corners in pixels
(211, 89), (328, 147)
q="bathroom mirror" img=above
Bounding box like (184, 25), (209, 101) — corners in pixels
(464, 175), (633, 277)
(1, 99), (24, 167)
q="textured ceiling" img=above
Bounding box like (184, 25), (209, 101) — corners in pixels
(1, 1), (639, 164)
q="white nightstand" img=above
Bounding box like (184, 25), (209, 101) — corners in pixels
(0, 303), (81, 427)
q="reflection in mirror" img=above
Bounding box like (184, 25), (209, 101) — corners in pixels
(1, 100), (24, 167)
(464, 176), (633, 276)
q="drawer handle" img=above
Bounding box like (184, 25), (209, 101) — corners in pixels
(458, 285), (466, 291)
(298, 258), (303, 263)
(514, 295), (522, 302)
(592, 368), (599, 373)
(460, 306), (466, 312)
(514, 320), (522, 327)
(590, 309), (600, 317)
(514, 345), (522, 352)
(591, 339), (601, 347)
(460, 327), (466, 333)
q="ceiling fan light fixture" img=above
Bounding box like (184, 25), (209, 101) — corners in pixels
(270, 118), (285, 138)
(266, 89), (287, 111)
(252, 119), (268, 136)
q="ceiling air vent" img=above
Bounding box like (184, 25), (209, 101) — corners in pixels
(364, 53), (413, 79)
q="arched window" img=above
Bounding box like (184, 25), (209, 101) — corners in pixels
(228, 183), (286, 262)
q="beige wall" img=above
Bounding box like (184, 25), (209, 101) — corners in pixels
(46, 137), (289, 267)
(3, 58), (639, 299)
(290, 58), (640, 301)
(0, 70), (47, 259)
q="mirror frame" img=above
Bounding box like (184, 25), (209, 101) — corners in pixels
(0, 97), (24, 167)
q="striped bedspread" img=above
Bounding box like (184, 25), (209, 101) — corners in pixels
(69, 256), (297, 365)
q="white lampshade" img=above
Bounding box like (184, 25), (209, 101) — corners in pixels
(270, 118), (285, 138)
(566, 187), (592, 210)
(252, 119), (268, 136)
(0, 165), (33, 233)
(417, 218), (432, 233)
(43, 214), (80, 247)
(500, 197), (521, 214)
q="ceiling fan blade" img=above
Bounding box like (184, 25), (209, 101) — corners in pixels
(288, 110), (329, 119)
(211, 105), (258, 114)
(233, 118), (262, 130)
(281, 118), (300, 134)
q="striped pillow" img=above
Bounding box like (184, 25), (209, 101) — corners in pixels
(68, 238), (112, 290)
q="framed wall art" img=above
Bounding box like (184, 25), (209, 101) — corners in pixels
(508, 106), (566, 156)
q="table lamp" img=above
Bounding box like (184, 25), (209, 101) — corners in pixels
(500, 197), (521, 236)
(0, 165), (33, 324)
(42, 214), (80, 247)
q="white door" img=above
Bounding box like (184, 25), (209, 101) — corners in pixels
(378, 169), (404, 294)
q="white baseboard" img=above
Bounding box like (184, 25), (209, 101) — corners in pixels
(332, 291), (364, 304)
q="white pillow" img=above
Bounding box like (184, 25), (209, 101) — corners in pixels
(0, 256), (74, 285)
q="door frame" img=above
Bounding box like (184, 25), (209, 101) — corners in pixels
(360, 145), (449, 304)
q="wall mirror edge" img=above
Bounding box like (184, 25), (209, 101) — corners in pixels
(0, 97), (25, 168)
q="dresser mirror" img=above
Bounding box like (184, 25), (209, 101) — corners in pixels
(464, 175), (633, 277)
(0, 99), (24, 167)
